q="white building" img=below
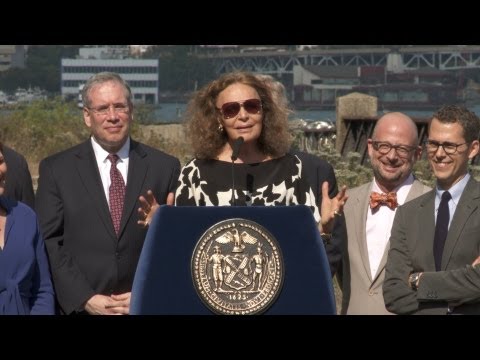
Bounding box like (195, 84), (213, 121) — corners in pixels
(61, 47), (159, 104)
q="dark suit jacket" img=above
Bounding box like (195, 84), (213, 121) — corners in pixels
(35, 138), (180, 314)
(292, 150), (346, 276)
(383, 176), (480, 315)
(3, 145), (35, 209)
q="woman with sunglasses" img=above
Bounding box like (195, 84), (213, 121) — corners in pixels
(139, 71), (345, 235)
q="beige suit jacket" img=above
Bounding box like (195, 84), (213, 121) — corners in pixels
(341, 179), (431, 315)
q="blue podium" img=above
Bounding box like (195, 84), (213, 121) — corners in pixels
(130, 205), (336, 315)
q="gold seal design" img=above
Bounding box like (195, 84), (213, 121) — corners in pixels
(192, 218), (284, 315)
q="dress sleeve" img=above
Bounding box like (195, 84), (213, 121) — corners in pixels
(29, 221), (55, 315)
(175, 160), (199, 206)
(292, 155), (320, 223)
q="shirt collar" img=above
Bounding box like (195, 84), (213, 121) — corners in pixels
(372, 173), (414, 205)
(435, 173), (470, 206)
(90, 136), (130, 163)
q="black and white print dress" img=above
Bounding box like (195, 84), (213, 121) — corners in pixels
(174, 153), (320, 223)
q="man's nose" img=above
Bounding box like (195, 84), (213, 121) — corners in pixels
(385, 147), (398, 160)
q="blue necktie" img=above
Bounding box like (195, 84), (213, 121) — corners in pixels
(433, 191), (451, 271)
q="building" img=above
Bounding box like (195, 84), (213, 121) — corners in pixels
(293, 60), (464, 110)
(293, 65), (359, 109)
(61, 46), (159, 105)
(0, 45), (26, 72)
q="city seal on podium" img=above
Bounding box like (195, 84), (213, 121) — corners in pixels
(192, 218), (284, 315)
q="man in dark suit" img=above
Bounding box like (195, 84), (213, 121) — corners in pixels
(383, 105), (480, 314)
(3, 145), (34, 208)
(292, 150), (347, 277)
(35, 72), (180, 315)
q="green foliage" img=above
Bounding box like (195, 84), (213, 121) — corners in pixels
(470, 165), (480, 181)
(0, 97), (88, 163)
(143, 45), (216, 92)
(133, 104), (156, 124)
(139, 127), (192, 166)
(0, 67), (35, 93)
(412, 159), (435, 188)
(309, 147), (373, 189)
(0, 45), (83, 94)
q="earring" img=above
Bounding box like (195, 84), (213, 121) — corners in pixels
(218, 123), (224, 132)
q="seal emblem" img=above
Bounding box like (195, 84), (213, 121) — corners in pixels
(192, 218), (284, 315)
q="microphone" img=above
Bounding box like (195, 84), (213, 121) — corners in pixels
(231, 136), (244, 161)
(231, 137), (244, 205)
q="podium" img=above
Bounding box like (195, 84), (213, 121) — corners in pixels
(130, 205), (336, 315)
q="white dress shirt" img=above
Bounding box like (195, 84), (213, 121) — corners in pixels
(366, 174), (414, 279)
(91, 136), (130, 207)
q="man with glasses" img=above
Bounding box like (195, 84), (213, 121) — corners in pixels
(340, 112), (431, 314)
(384, 105), (480, 314)
(35, 72), (180, 315)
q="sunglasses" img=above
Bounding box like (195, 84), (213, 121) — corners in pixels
(218, 98), (262, 119)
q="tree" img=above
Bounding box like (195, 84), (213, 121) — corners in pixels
(0, 45), (83, 94)
(143, 45), (216, 93)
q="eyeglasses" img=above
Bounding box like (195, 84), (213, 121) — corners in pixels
(218, 98), (262, 119)
(86, 103), (130, 116)
(371, 141), (416, 157)
(424, 140), (469, 155)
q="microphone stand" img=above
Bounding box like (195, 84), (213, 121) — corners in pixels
(230, 137), (244, 206)
(231, 158), (236, 205)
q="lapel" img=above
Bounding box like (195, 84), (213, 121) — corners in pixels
(353, 182), (374, 282)
(371, 180), (429, 283)
(75, 140), (117, 239)
(405, 179), (427, 202)
(416, 190), (437, 270)
(118, 140), (148, 237)
(442, 177), (480, 270)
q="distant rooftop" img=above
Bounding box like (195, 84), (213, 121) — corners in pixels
(78, 46), (130, 60)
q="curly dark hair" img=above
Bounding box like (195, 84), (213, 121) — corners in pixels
(184, 71), (292, 159)
(431, 105), (480, 143)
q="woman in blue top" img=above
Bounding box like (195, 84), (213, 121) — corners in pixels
(0, 143), (54, 315)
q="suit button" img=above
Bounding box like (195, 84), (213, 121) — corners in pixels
(369, 291), (374, 296)
(115, 252), (120, 259)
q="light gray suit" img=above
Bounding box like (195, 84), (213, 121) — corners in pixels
(383, 177), (480, 315)
(341, 179), (430, 315)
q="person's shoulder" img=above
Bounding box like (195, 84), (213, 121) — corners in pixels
(402, 187), (435, 209)
(290, 150), (332, 169)
(347, 181), (372, 196)
(412, 179), (432, 194)
(40, 142), (86, 165)
(467, 176), (480, 192)
(1, 197), (36, 219)
(182, 157), (198, 167)
(2, 145), (27, 164)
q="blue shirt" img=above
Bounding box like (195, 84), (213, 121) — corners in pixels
(435, 173), (470, 230)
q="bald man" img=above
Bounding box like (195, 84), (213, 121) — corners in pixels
(340, 112), (431, 314)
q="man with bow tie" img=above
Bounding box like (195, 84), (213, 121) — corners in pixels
(340, 112), (430, 314)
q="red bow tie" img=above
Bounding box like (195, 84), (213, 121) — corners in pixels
(370, 191), (398, 210)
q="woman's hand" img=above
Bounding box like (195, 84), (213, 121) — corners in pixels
(320, 182), (348, 234)
(137, 190), (174, 227)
